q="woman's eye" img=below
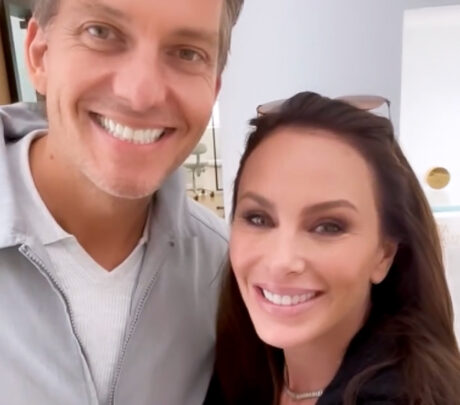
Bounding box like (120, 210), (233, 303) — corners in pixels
(314, 222), (343, 235)
(86, 25), (116, 41)
(244, 213), (272, 227)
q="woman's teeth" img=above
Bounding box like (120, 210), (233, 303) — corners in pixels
(262, 289), (317, 306)
(97, 115), (165, 144)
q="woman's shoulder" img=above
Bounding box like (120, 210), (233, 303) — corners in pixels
(318, 363), (404, 405)
(318, 317), (405, 405)
(355, 365), (405, 404)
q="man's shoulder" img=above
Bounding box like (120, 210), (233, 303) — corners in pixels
(0, 103), (47, 142)
(185, 197), (228, 245)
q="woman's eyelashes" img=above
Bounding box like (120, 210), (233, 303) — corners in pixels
(237, 207), (348, 236)
(309, 218), (348, 236)
(241, 211), (274, 228)
(304, 216), (352, 238)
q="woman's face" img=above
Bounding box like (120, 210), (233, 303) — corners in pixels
(230, 126), (396, 350)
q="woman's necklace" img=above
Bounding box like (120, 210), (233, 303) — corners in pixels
(284, 385), (324, 401)
(284, 366), (324, 401)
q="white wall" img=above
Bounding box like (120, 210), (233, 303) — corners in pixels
(400, 5), (460, 208)
(219, 0), (460, 214)
(437, 213), (460, 340)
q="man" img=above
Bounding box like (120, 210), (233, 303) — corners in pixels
(0, 0), (243, 404)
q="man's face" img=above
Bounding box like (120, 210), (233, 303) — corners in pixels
(27, 0), (222, 199)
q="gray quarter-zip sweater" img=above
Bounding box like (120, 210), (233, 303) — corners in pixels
(0, 103), (228, 405)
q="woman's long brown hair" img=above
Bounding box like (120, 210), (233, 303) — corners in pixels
(214, 92), (460, 404)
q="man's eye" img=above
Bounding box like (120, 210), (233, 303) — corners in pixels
(86, 25), (116, 41)
(177, 48), (204, 62)
(313, 222), (343, 235)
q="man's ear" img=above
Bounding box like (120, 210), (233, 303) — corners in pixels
(25, 18), (48, 96)
(370, 239), (398, 285)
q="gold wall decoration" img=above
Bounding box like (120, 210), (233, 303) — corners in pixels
(0, 29), (11, 105)
(426, 167), (451, 190)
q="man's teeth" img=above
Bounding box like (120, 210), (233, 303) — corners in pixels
(262, 289), (317, 306)
(98, 115), (165, 144)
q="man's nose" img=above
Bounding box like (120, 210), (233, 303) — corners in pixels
(112, 48), (168, 112)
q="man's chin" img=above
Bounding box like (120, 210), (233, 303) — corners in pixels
(100, 182), (158, 200)
(84, 173), (159, 201)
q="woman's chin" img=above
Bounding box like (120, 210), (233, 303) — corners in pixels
(255, 327), (313, 351)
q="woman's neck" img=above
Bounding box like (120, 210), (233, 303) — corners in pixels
(282, 305), (370, 397)
(283, 335), (345, 395)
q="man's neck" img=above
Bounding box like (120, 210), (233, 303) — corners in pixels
(29, 135), (152, 270)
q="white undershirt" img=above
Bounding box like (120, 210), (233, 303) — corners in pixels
(7, 132), (150, 405)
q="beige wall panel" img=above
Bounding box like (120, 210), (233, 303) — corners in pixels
(0, 29), (11, 105)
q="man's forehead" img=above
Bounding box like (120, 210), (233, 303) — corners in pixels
(64, 0), (221, 45)
(66, 0), (223, 24)
(70, 0), (128, 20)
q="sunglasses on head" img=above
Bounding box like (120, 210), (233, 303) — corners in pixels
(256, 94), (391, 120)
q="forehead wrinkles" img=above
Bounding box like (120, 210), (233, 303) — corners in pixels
(60, 0), (221, 30)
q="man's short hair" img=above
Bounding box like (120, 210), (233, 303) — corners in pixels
(32, 0), (244, 73)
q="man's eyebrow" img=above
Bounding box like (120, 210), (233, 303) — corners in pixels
(73, 0), (130, 22)
(171, 28), (219, 49)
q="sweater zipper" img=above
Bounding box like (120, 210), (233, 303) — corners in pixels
(19, 244), (97, 404)
(108, 269), (160, 405)
(108, 238), (173, 405)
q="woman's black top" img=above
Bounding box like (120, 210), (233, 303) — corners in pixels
(204, 317), (404, 405)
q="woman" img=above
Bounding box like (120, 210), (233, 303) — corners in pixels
(207, 92), (460, 404)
